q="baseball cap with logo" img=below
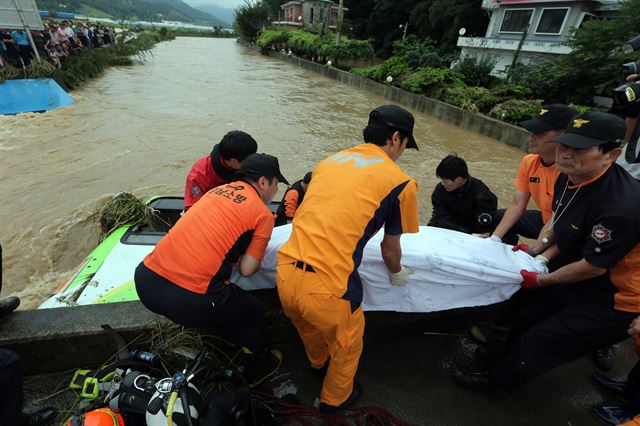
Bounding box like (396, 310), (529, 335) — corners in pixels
(519, 104), (577, 134)
(553, 112), (626, 149)
(368, 105), (419, 150)
(240, 153), (289, 185)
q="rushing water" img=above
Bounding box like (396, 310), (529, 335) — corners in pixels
(0, 37), (526, 309)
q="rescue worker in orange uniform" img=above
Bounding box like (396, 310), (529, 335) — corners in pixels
(184, 130), (258, 212)
(136, 153), (288, 387)
(275, 171), (312, 226)
(490, 104), (577, 245)
(456, 112), (640, 392)
(276, 105), (420, 414)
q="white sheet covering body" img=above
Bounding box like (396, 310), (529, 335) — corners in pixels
(233, 225), (547, 313)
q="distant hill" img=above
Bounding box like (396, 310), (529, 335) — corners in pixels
(193, 4), (235, 28)
(35, 0), (228, 26)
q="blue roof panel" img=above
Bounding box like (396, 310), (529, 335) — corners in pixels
(0, 78), (74, 115)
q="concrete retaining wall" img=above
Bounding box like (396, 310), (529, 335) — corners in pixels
(0, 301), (165, 374)
(252, 45), (529, 151)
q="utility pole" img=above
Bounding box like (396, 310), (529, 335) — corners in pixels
(508, 23), (529, 82)
(335, 0), (344, 46)
(401, 21), (408, 41)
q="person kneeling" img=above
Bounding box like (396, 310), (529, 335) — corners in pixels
(135, 153), (289, 387)
(428, 154), (497, 234)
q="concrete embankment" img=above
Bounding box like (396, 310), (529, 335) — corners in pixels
(0, 301), (164, 374)
(248, 44), (530, 151)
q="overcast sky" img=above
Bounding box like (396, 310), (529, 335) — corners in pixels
(184, 0), (242, 9)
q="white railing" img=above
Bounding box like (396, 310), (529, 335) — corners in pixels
(457, 36), (572, 54)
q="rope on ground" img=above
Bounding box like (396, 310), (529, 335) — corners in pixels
(252, 390), (417, 426)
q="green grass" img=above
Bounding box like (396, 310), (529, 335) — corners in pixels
(0, 29), (175, 90)
(78, 5), (113, 19)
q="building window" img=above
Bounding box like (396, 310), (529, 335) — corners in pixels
(310, 7), (314, 23)
(499, 8), (534, 33)
(535, 8), (569, 34)
(320, 8), (324, 22)
(576, 12), (599, 28)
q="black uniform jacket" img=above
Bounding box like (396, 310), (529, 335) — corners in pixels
(428, 176), (498, 234)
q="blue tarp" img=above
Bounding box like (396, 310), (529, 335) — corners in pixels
(0, 78), (74, 115)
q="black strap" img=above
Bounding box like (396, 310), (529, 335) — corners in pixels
(295, 261), (315, 272)
(626, 137), (640, 164)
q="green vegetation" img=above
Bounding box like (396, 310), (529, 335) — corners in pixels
(509, 0), (640, 104)
(489, 99), (544, 124)
(0, 30), (175, 90)
(256, 28), (292, 50)
(35, 0), (227, 27)
(401, 67), (465, 97)
(233, 0), (271, 42)
(247, 0), (637, 124)
(94, 192), (158, 240)
(350, 53), (544, 123)
(169, 27), (234, 38)
(257, 29), (374, 63)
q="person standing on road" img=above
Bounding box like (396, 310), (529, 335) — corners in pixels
(276, 105), (420, 414)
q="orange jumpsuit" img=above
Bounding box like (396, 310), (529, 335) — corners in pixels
(277, 143), (419, 406)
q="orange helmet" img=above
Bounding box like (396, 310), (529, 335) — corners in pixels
(67, 408), (125, 426)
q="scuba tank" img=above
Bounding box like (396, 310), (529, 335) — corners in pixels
(145, 380), (201, 426)
(108, 369), (159, 415)
(145, 351), (206, 426)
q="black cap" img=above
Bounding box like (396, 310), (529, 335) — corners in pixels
(240, 153), (289, 185)
(519, 104), (577, 134)
(368, 105), (419, 150)
(554, 112), (626, 149)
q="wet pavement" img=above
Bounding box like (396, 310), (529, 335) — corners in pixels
(23, 304), (636, 425)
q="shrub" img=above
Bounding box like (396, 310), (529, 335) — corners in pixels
(490, 83), (532, 101)
(288, 30), (322, 58)
(489, 99), (544, 124)
(351, 66), (378, 79)
(256, 28), (291, 50)
(371, 56), (411, 82)
(401, 67), (465, 96)
(393, 37), (443, 69)
(436, 86), (499, 113)
(454, 54), (498, 88)
(319, 37), (374, 61)
(570, 104), (599, 114)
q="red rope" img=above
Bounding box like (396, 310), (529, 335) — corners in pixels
(251, 390), (417, 426)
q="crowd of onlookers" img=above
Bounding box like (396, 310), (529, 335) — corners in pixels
(0, 21), (117, 70)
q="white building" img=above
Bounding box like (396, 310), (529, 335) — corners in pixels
(457, 0), (620, 78)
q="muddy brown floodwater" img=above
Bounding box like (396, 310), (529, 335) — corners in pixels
(0, 37), (526, 309)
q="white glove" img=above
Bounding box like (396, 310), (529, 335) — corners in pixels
(390, 266), (414, 286)
(489, 235), (502, 242)
(534, 254), (549, 265)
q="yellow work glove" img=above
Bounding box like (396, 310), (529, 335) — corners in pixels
(390, 265), (414, 286)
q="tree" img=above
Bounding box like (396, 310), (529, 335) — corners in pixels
(345, 0), (488, 58)
(233, 0), (271, 41)
(512, 0), (640, 104)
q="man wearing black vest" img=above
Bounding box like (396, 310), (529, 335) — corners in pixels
(275, 171), (312, 226)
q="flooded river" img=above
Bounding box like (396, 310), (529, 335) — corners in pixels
(0, 37), (526, 309)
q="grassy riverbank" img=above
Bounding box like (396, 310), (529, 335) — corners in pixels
(0, 29), (176, 90)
